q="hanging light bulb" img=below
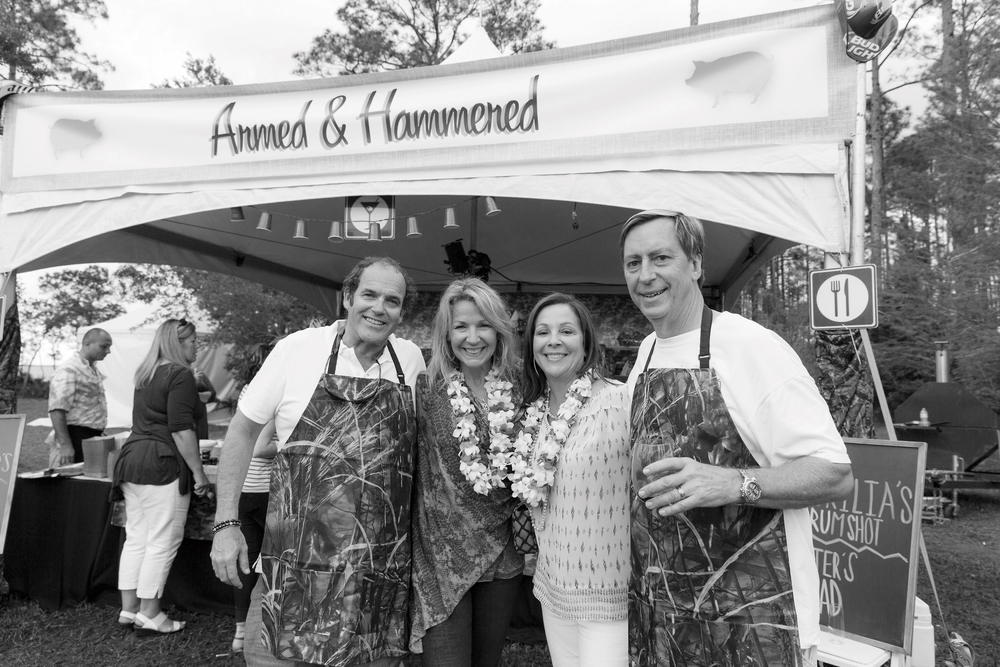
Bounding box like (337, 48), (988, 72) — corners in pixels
(293, 219), (308, 240)
(256, 211), (272, 232)
(406, 216), (421, 237)
(367, 220), (383, 242)
(484, 196), (501, 217)
(230, 207), (246, 222)
(327, 220), (344, 243)
(444, 207), (459, 229)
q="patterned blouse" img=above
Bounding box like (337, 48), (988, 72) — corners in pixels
(47, 352), (108, 430)
(409, 373), (525, 652)
(532, 380), (631, 621)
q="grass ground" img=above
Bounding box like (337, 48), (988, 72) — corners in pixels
(3, 397), (998, 666)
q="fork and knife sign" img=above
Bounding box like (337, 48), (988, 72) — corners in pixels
(830, 279), (850, 317)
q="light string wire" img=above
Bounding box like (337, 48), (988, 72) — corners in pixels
(239, 196), (480, 228)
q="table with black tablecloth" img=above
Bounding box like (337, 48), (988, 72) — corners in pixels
(3, 474), (232, 614)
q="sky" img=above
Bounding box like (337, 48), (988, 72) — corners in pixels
(73, 0), (829, 90)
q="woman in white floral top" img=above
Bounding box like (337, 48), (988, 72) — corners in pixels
(515, 293), (630, 667)
(410, 278), (524, 667)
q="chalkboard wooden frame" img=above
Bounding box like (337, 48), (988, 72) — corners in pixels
(812, 437), (926, 654)
(0, 414), (26, 555)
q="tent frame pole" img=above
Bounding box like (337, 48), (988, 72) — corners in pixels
(850, 63), (867, 267)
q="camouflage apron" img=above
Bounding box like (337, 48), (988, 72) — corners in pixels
(628, 306), (801, 667)
(260, 337), (416, 666)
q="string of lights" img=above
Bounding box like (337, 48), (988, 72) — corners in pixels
(227, 195), (502, 243)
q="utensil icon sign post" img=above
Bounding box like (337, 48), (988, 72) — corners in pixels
(816, 274), (869, 324)
(809, 265), (878, 330)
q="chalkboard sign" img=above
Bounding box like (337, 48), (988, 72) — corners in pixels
(811, 438), (926, 653)
(0, 414), (26, 554)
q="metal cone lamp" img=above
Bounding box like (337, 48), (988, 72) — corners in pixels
(444, 207), (459, 229)
(328, 220), (344, 243)
(406, 216), (421, 237)
(367, 220), (383, 241)
(293, 219), (308, 240)
(230, 207), (246, 222)
(256, 211), (272, 232)
(484, 196), (501, 217)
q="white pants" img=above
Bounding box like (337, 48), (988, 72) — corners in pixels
(118, 480), (190, 599)
(541, 606), (627, 667)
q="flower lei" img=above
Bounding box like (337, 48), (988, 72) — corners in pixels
(446, 368), (516, 495)
(509, 370), (595, 508)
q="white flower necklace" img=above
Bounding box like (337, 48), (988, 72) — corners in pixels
(508, 370), (595, 513)
(446, 368), (516, 495)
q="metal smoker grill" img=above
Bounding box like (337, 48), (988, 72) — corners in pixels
(893, 342), (1000, 519)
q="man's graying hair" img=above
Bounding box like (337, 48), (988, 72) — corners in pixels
(341, 256), (417, 315)
(619, 209), (707, 288)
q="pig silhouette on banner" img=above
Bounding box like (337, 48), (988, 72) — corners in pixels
(685, 51), (773, 107)
(50, 118), (102, 158)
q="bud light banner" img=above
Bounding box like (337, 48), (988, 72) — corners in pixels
(835, 0), (898, 62)
(2, 5), (855, 197)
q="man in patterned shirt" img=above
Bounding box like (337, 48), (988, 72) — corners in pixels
(48, 328), (112, 465)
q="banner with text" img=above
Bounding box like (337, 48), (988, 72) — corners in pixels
(2, 6), (854, 195)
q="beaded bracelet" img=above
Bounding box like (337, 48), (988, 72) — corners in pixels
(212, 519), (242, 534)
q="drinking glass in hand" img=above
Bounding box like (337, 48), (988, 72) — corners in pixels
(631, 440), (675, 492)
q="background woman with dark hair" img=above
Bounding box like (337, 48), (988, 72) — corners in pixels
(410, 278), (524, 667)
(112, 318), (212, 637)
(511, 293), (630, 667)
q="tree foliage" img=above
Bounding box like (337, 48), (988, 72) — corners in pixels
(0, 0), (110, 89)
(113, 264), (328, 380)
(293, 0), (554, 77)
(20, 266), (125, 365)
(156, 53), (233, 88)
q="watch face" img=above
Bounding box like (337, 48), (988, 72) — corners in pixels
(740, 471), (762, 504)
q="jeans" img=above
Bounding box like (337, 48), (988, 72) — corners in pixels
(421, 575), (522, 667)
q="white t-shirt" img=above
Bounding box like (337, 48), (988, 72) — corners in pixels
(626, 311), (851, 649)
(239, 322), (426, 449)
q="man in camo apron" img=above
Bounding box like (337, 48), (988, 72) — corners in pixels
(619, 211), (854, 667)
(211, 257), (426, 666)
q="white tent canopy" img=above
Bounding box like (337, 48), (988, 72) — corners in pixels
(0, 6), (856, 315)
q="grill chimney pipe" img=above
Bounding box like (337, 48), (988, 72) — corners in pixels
(934, 341), (950, 383)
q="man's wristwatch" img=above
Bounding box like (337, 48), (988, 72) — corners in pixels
(738, 468), (762, 505)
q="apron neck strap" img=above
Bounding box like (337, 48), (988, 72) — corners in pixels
(327, 332), (407, 384)
(641, 303), (715, 373)
(698, 304), (713, 370)
(385, 339), (406, 384)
